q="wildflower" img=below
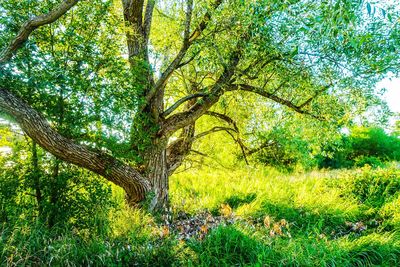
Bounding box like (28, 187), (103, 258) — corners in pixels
(161, 225), (169, 237)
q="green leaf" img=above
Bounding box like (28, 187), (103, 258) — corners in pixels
(367, 3), (372, 16)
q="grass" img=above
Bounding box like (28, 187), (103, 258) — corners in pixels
(2, 164), (400, 266)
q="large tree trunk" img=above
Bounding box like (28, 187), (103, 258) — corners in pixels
(146, 145), (169, 211)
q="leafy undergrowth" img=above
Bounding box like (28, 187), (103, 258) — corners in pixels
(2, 164), (400, 266)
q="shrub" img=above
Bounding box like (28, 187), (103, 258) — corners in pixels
(319, 126), (400, 169)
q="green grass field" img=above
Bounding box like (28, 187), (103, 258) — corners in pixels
(2, 164), (400, 266)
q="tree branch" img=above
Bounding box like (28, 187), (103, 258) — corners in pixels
(204, 111), (250, 163)
(0, 0), (80, 63)
(143, 0), (155, 43)
(204, 111), (239, 131)
(193, 125), (249, 164)
(146, 0), (194, 102)
(238, 55), (287, 80)
(227, 84), (324, 120)
(175, 50), (200, 69)
(192, 126), (235, 140)
(161, 48), (242, 136)
(247, 139), (276, 155)
(298, 83), (332, 109)
(162, 92), (208, 117)
(0, 88), (151, 203)
(188, 0), (223, 43)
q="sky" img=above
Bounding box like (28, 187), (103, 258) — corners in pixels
(378, 77), (400, 113)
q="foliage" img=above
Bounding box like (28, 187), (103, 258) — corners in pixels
(318, 126), (400, 169)
(0, 0), (400, 265)
(334, 166), (400, 209)
(188, 226), (272, 266)
(0, 130), (115, 234)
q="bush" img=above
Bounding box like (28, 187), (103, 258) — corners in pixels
(318, 126), (400, 169)
(354, 156), (385, 168)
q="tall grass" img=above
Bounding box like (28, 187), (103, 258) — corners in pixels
(2, 165), (400, 266)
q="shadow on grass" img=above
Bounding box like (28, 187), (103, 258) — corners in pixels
(346, 241), (400, 266)
(224, 193), (257, 209)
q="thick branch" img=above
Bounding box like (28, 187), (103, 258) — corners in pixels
(163, 92), (208, 117)
(143, 0), (155, 42)
(166, 123), (195, 175)
(0, 88), (150, 203)
(0, 0), (80, 63)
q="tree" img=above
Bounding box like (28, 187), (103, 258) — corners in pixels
(0, 0), (399, 211)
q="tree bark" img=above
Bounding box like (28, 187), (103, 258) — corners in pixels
(146, 145), (169, 211)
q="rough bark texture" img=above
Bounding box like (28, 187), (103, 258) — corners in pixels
(166, 123), (196, 175)
(147, 146), (169, 211)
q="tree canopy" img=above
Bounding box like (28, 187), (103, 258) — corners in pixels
(0, 0), (399, 210)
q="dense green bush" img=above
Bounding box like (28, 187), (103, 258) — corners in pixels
(318, 126), (400, 169)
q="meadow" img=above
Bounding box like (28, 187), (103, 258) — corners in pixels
(1, 0), (400, 266)
(2, 164), (400, 266)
